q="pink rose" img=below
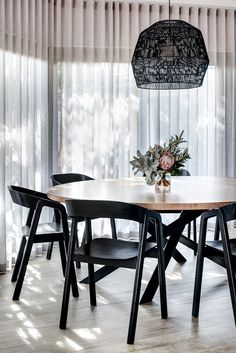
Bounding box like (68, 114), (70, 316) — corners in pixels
(159, 151), (175, 171)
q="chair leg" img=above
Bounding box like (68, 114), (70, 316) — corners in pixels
(110, 218), (117, 239)
(192, 219), (207, 318)
(46, 242), (54, 260)
(58, 239), (67, 277)
(188, 220), (198, 255)
(187, 222), (191, 238)
(75, 260), (81, 269)
(61, 243), (79, 299)
(224, 257), (236, 325)
(220, 221), (236, 325)
(74, 228), (84, 269)
(127, 263), (145, 342)
(214, 219), (220, 240)
(60, 261), (78, 329)
(12, 237), (34, 301)
(88, 263), (97, 306)
(193, 219), (197, 255)
(75, 233), (81, 268)
(156, 223), (168, 320)
(60, 262), (73, 329)
(60, 220), (78, 329)
(192, 252), (205, 317)
(11, 236), (26, 282)
(127, 222), (150, 344)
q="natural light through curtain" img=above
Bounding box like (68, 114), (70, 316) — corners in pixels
(55, 61), (137, 178)
(52, 2), (236, 179)
(0, 0), (236, 269)
(0, 0), (50, 270)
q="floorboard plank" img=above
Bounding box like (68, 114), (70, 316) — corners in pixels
(0, 244), (235, 353)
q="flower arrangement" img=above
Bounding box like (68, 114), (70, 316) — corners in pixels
(129, 130), (191, 186)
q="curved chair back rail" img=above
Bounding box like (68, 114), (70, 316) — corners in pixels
(66, 199), (147, 223)
(8, 185), (48, 209)
(51, 173), (94, 186)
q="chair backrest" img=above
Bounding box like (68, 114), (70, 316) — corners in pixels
(143, 169), (190, 178)
(219, 202), (236, 224)
(175, 169), (190, 176)
(208, 203), (236, 247)
(65, 199), (148, 224)
(51, 173), (94, 186)
(8, 185), (47, 209)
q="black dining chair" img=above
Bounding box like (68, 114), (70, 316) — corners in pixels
(8, 185), (78, 301)
(51, 172), (94, 185)
(59, 199), (167, 344)
(47, 173), (117, 262)
(192, 202), (236, 324)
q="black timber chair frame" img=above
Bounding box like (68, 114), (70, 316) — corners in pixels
(51, 172), (94, 185)
(192, 202), (236, 324)
(8, 185), (79, 301)
(60, 199), (167, 344)
(48, 173), (117, 262)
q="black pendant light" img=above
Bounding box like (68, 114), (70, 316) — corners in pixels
(131, 1), (209, 90)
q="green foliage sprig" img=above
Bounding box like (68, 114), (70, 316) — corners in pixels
(130, 131), (191, 185)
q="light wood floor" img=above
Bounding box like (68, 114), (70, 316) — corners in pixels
(0, 244), (236, 353)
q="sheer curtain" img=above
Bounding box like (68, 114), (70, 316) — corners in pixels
(0, 0), (50, 271)
(51, 1), (236, 178)
(0, 0), (236, 269)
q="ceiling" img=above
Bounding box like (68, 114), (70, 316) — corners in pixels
(139, 0), (236, 8)
(174, 0), (236, 7)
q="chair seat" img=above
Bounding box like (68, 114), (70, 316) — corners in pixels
(22, 222), (63, 234)
(74, 238), (156, 267)
(22, 222), (64, 243)
(206, 238), (236, 256)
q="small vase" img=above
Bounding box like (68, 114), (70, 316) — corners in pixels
(155, 172), (171, 192)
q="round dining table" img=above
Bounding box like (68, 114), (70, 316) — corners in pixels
(48, 176), (236, 211)
(47, 176), (236, 303)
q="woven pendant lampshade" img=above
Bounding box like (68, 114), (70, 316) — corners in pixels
(131, 19), (209, 90)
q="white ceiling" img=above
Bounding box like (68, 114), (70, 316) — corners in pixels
(138, 0), (236, 8)
(172, 0), (236, 7)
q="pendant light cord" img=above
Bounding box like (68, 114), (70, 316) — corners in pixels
(169, 0), (170, 21)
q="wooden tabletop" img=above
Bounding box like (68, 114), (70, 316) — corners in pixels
(47, 176), (236, 211)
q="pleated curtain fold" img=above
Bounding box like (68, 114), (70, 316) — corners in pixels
(0, 0), (235, 269)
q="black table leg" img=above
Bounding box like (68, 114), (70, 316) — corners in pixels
(172, 248), (187, 264)
(140, 210), (202, 304)
(80, 265), (117, 284)
(140, 225), (184, 304)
